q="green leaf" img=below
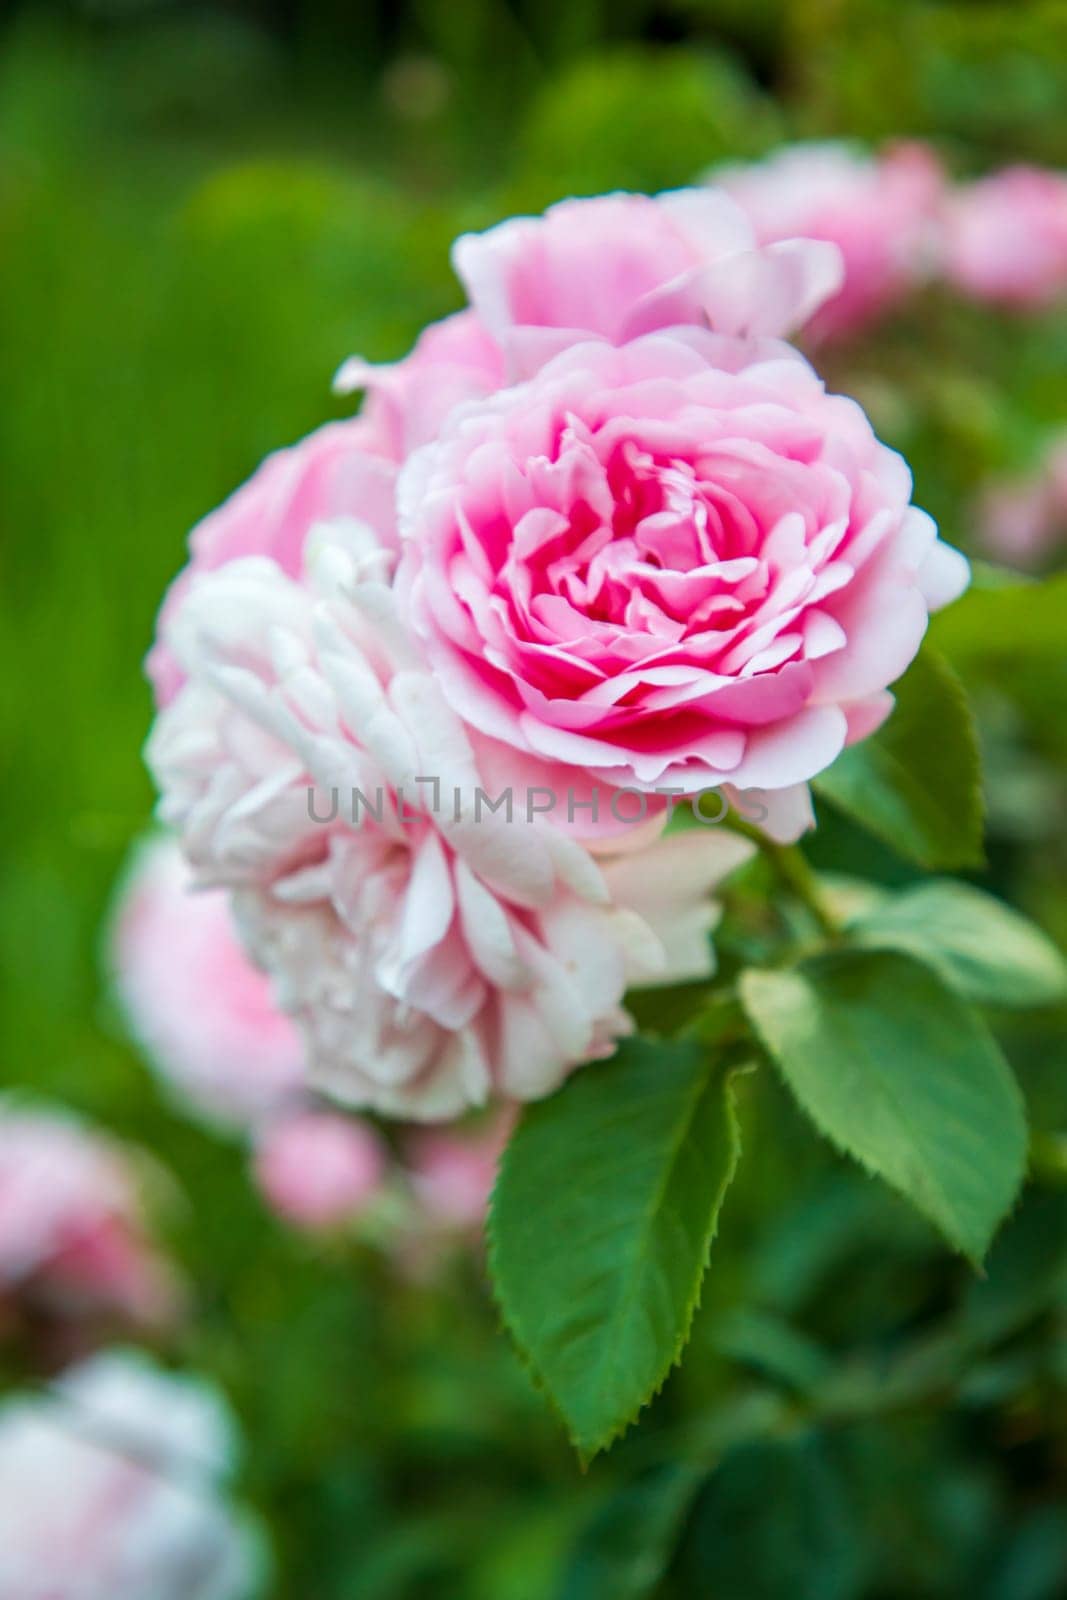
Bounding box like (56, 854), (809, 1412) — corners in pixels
(740, 950), (1027, 1263)
(813, 649), (984, 870)
(489, 1036), (744, 1460)
(847, 879), (1067, 1008)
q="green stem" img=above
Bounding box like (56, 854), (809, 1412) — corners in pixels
(726, 816), (841, 942)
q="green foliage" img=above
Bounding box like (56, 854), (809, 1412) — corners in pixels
(741, 951), (1028, 1262)
(846, 879), (1067, 1008)
(489, 1037), (744, 1458)
(814, 649), (985, 870)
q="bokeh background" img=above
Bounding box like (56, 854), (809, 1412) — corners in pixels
(1, 2), (1065, 1595)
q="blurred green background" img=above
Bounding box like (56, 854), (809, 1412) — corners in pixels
(1, 2), (1065, 1596)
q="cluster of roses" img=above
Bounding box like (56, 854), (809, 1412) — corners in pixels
(146, 178), (970, 1123)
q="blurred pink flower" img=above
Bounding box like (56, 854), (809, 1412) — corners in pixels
(397, 329), (968, 842)
(148, 524), (752, 1118)
(406, 1112), (512, 1230)
(713, 141), (945, 340)
(0, 1103), (179, 1329)
(942, 166), (1067, 308)
(0, 1349), (264, 1600)
(978, 432), (1067, 567)
(110, 834), (305, 1130)
(253, 1109), (386, 1230)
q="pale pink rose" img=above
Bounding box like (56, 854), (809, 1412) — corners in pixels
(406, 1111), (512, 1230)
(0, 1350), (264, 1600)
(0, 1103), (179, 1328)
(253, 1110), (385, 1229)
(448, 189), (844, 376)
(941, 166), (1067, 308)
(109, 834), (304, 1130)
(714, 142), (945, 340)
(332, 191), (844, 437)
(396, 329), (969, 842)
(148, 524), (752, 1118)
(148, 416), (398, 706)
(977, 432), (1067, 567)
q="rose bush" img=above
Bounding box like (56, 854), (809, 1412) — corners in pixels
(145, 185), (972, 1113)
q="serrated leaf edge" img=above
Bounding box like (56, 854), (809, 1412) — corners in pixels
(739, 957), (1027, 1268)
(487, 1057), (747, 1463)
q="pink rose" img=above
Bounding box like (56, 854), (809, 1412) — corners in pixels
(0, 1351), (263, 1600)
(0, 1103), (180, 1329)
(148, 525), (752, 1117)
(331, 191), (844, 441)
(253, 1110), (386, 1230)
(155, 184), (845, 718)
(941, 166), (1067, 308)
(714, 142), (945, 340)
(109, 834), (305, 1130)
(396, 330), (968, 841)
(449, 190), (844, 375)
(148, 416), (398, 706)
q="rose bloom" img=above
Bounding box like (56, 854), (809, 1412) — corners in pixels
(110, 834), (305, 1130)
(941, 166), (1067, 308)
(148, 523), (753, 1119)
(397, 329), (969, 842)
(712, 142), (945, 341)
(336, 189), (844, 402)
(0, 1350), (265, 1600)
(0, 1102), (179, 1331)
(156, 191), (840, 714)
(252, 1109), (386, 1230)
